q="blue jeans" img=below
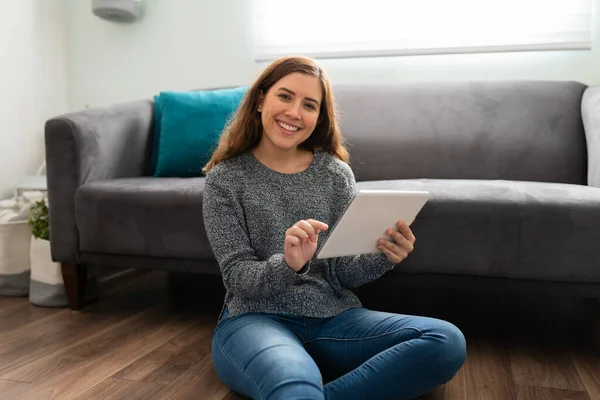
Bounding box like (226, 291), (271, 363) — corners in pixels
(211, 306), (466, 400)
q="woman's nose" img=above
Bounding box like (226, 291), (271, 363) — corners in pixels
(285, 103), (302, 119)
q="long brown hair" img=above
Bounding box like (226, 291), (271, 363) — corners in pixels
(202, 56), (349, 173)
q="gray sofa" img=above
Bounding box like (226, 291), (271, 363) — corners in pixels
(45, 81), (600, 310)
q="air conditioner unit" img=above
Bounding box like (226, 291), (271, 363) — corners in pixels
(92, 0), (143, 22)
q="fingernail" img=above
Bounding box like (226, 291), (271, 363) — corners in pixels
(387, 229), (392, 235)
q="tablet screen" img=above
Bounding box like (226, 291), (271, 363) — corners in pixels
(316, 190), (429, 259)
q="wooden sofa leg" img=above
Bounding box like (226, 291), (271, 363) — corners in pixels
(61, 263), (88, 311)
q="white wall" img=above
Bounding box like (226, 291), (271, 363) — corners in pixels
(69, 0), (600, 110)
(0, 0), (69, 200)
(68, 0), (257, 110)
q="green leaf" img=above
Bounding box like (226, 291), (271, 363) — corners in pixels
(28, 199), (49, 240)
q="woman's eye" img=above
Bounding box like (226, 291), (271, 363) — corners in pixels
(304, 103), (316, 110)
(278, 93), (291, 101)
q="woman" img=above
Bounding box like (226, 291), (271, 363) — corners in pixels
(202, 56), (466, 400)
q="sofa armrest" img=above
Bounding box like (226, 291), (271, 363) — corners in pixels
(45, 99), (154, 263)
(582, 86), (600, 188)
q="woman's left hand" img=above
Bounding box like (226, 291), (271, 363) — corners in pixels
(377, 219), (416, 264)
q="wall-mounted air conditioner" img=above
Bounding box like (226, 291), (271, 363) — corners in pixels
(92, 0), (143, 22)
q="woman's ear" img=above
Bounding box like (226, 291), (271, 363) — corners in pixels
(257, 90), (265, 113)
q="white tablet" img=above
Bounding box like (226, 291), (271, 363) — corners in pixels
(316, 190), (430, 259)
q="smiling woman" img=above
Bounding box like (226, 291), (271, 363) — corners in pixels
(202, 55), (348, 175)
(254, 72), (323, 172)
(200, 56), (466, 400)
(265, 85), (319, 135)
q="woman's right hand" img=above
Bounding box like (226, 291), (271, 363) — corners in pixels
(284, 219), (329, 272)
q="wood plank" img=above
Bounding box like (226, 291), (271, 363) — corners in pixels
(145, 354), (231, 400)
(0, 269), (161, 347)
(417, 384), (446, 399)
(141, 325), (214, 385)
(445, 336), (517, 400)
(0, 271), (173, 378)
(0, 308), (86, 349)
(72, 377), (163, 400)
(510, 340), (586, 391)
(516, 385), (590, 400)
(0, 308), (197, 400)
(113, 318), (214, 382)
(0, 308), (156, 381)
(444, 357), (467, 400)
(0, 301), (60, 336)
(0, 271), (163, 372)
(570, 349), (600, 400)
(0, 308), (68, 348)
(0, 296), (28, 312)
(0, 310), (137, 378)
(0, 378), (30, 394)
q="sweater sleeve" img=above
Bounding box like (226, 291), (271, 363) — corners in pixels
(202, 170), (302, 299)
(328, 164), (397, 289)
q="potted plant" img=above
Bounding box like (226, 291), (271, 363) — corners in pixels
(27, 198), (68, 307)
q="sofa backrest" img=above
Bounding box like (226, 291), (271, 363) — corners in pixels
(333, 81), (587, 185)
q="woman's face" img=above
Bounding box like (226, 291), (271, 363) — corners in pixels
(257, 72), (323, 153)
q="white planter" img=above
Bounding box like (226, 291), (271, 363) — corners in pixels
(0, 221), (31, 296)
(29, 237), (100, 308)
(29, 236), (68, 307)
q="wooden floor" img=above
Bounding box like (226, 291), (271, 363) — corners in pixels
(0, 270), (598, 400)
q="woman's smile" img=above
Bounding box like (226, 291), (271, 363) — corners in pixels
(276, 119), (302, 135)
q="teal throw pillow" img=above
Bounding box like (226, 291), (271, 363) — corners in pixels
(153, 86), (248, 177)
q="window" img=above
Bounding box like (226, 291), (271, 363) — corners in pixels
(253, 0), (594, 60)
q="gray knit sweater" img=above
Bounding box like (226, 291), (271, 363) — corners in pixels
(202, 150), (396, 318)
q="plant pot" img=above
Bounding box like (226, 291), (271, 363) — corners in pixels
(29, 237), (99, 307)
(29, 236), (67, 307)
(0, 221), (31, 296)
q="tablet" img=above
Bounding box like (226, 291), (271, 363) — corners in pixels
(316, 190), (430, 259)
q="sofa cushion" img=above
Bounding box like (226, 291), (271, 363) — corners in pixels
(75, 177), (600, 284)
(357, 179), (600, 283)
(334, 82), (587, 185)
(75, 177), (214, 260)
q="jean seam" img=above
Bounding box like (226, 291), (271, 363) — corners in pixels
(268, 378), (323, 399)
(303, 326), (423, 345)
(214, 326), (261, 396)
(327, 334), (425, 391)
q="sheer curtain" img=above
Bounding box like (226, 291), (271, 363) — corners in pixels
(253, 0), (594, 60)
